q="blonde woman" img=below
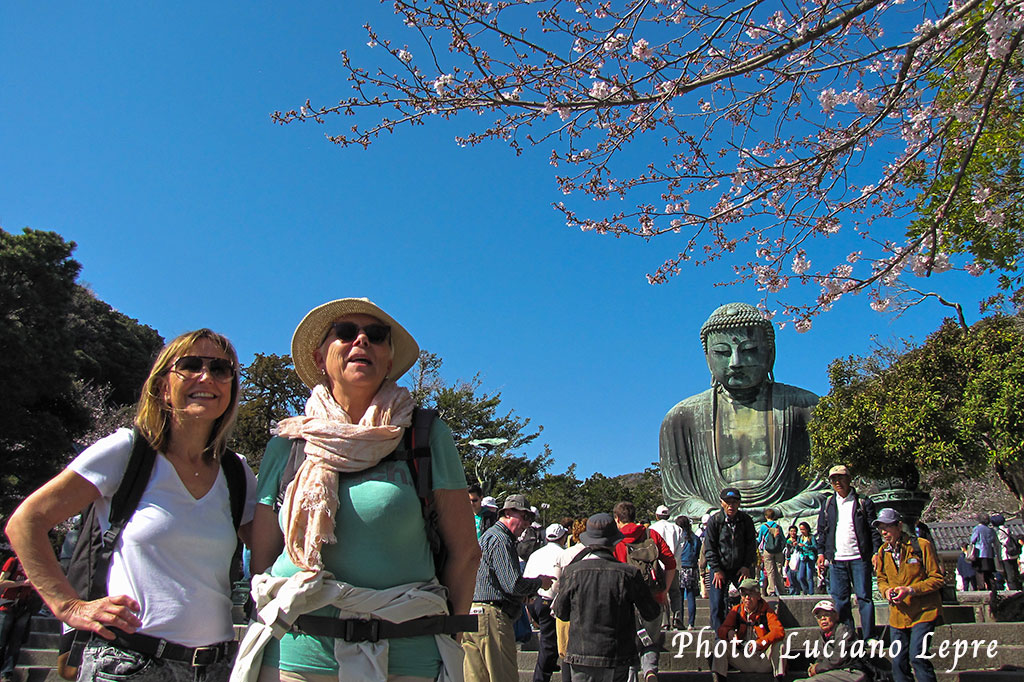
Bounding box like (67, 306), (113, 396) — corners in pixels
(7, 329), (257, 682)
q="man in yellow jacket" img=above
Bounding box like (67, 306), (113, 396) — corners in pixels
(873, 508), (943, 682)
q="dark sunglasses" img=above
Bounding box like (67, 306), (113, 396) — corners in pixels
(171, 356), (235, 382)
(328, 321), (391, 345)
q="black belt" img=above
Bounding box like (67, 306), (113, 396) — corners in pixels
(106, 629), (234, 667)
(290, 614), (478, 643)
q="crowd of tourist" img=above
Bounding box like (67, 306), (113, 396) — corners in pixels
(0, 296), (1020, 682)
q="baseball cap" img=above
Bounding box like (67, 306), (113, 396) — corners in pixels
(480, 496), (498, 510)
(720, 488), (741, 502)
(545, 523), (567, 541)
(828, 465), (851, 478)
(813, 599), (837, 615)
(738, 578), (760, 593)
(872, 508), (902, 527)
(655, 505), (670, 518)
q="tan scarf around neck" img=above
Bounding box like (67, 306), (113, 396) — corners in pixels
(275, 381), (415, 571)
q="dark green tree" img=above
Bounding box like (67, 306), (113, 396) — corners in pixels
(232, 353), (308, 465)
(404, 352), (551, 500)
(531, 465), (584, 522)
(0, 228), (87, 514)
(0, 228), (163, 516)
(809, 315), (1024, 511)
(67, 286), (163, 406)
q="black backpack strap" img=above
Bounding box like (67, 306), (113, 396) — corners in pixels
(92, 428), (157, 600)
(274, 440), (308, 514)
(393, 407), (438, 504)
(220, 450), (246, 530)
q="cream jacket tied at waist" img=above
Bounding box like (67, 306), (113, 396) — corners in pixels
(231, 571), (465, 682)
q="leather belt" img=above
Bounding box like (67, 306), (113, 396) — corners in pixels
(290, 614), (478, 642)
(107, 629), (233, 666)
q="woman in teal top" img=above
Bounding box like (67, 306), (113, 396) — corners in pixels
(248, 298), (480, 682)
(796, 521), (818, 596)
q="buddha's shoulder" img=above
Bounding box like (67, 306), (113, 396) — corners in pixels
(772, 382), (819, 406)
(663, 389), (715, 421)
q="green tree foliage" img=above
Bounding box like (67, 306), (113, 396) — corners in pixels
(232, 353), (308, 464)
(809, 315), (1024, 510)
(68, 286), (163, 406)
(404, 351), (551, 500)
(0, 229), (85, 514)
(909, 1), (1024, 297)
(0, 228), (164, 516)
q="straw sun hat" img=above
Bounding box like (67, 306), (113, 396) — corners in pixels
(291, 298), (420, 389)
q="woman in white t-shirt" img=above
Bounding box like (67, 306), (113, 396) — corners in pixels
(6, 329), (257, 682)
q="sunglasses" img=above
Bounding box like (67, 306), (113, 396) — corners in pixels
(171, 356), (235, 383)
(328, 321), (391, 345)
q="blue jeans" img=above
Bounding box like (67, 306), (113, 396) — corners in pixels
(891, 620), (937, 682)
(681, 586), (697, 627)
(786, 567), (802, 594)
(797, 558), (815, 595)
(830, 558), (875, 639)
(568, 664), (628, 682)
(79, 642), (232, 682)
(707, 571), (741, 633)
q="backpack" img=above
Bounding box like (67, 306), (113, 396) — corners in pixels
(274, 408), (446, 574)
(761, 523), (785, 554)
(1000, 527), (1021, 558)
(62, 428), (246, 666)
(625, 535), (666, 594)
(517, 525), (542, 561)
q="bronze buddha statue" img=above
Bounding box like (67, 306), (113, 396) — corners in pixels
(659, 303), (828, 522)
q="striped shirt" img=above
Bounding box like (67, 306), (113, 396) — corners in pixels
(473, 521), (542, 617)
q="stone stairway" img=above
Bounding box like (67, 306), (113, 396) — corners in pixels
(11, 593), (1024, 682)
(516, 592), (1024, 682)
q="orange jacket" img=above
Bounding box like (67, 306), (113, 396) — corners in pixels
(876, 533), (944, 629)
(717, 599), (785, 650)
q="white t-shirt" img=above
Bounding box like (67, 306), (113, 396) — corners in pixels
(523, 541), (565, 599)
(834, 493), (859, 561)
(69, 429), (257, 647)
(650, 519), (684, 564)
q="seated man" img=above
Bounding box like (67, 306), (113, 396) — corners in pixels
(711, 578), (785, 682)
(796, 600), (866, 681)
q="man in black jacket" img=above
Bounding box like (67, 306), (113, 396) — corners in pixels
(704, 488), (757, 633)
(815, 465), (881, 640)
(553, 513), (661, 682)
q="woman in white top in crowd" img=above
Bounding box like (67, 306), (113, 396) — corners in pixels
(6, 329), (257, 682)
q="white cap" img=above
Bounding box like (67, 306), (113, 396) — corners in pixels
(545, 524), (567, 541)
(655, 505), (670, 518)
(813, 599), (838, 615)
(481, 496), (498, 509)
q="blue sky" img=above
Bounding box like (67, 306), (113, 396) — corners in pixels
(2, 2), (998, 479)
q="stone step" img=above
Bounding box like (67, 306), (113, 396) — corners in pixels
(26, 632), (60, 649)
(27, 616), (61, 634)
(674, 595), (981, 628)
(517, 623), (1024, 680)
(515, 670), (1019, 682)
(14, 648), (58, 669)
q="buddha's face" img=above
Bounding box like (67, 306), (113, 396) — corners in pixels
(705, 326), (772, 391)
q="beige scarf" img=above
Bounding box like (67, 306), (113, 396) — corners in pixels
(275, 381), (415, 571)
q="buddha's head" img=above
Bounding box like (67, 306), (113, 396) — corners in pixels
(700, 303), (775, 393)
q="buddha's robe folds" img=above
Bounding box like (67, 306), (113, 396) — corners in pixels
(659, 382), (828, 523)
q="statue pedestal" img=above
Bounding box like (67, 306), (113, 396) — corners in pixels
(869, 487), (931, 532)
